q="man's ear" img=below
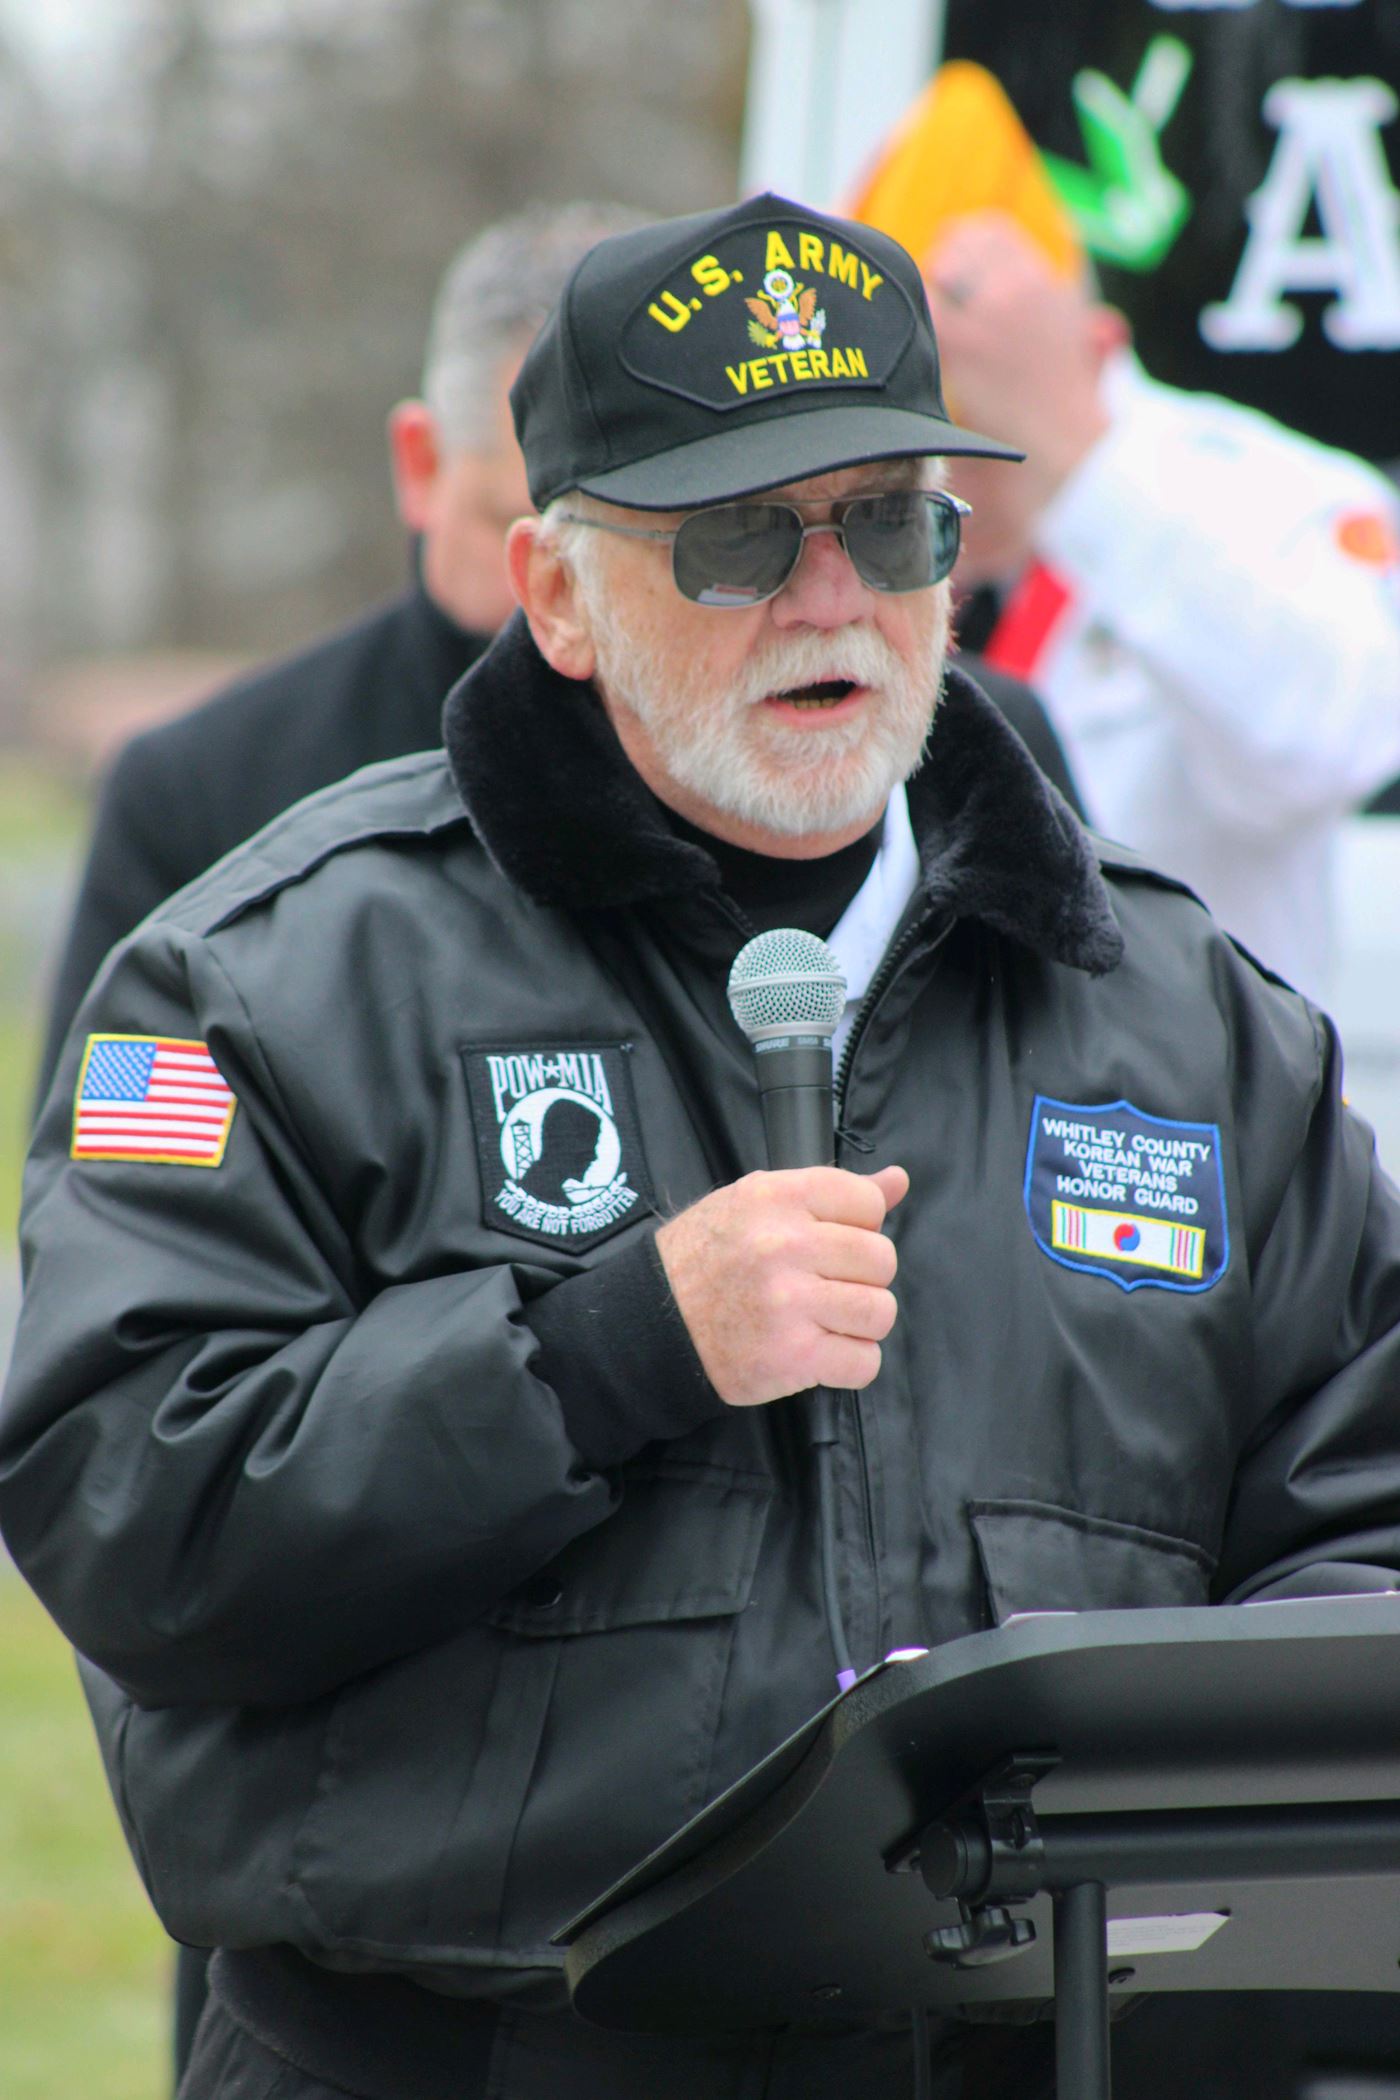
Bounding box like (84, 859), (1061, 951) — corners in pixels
(507, 518), (596, 682)
(1086, 304), (1131, 374)
(387, 401), (442, 533)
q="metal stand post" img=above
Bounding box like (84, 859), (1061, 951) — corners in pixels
(1053, 1881), (1110, 2100)
(902, 1752), (1400, 2098)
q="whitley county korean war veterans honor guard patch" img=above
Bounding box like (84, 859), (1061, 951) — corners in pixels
(71, 1034), (237, 1166)
(1024, 1096), (1229, 1294)
(463, 1043), (653, 1252)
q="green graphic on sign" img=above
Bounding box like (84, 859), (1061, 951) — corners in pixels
(1041, 36), (1195, 273)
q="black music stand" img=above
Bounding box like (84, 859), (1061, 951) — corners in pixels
(557, 1596), (1400, 2098)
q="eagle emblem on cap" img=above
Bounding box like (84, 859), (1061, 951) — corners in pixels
(746, 268), (827, 351)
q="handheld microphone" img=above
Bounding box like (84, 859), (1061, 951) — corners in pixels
(725, 928), (847, 1171)
(727, 929), (858, 1690)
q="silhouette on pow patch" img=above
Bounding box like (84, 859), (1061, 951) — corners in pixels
(518, 1096), (611, 1208)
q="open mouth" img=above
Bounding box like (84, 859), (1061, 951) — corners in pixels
(771, 679), (859, 711)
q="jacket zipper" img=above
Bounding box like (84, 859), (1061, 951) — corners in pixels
(834, 906), (954, 1111)
(833, 904), (955, 1672)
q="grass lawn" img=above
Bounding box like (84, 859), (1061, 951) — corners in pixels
(0, 755), (168, 2096)
(0, 757), (88, 857)
(0, 1575), (169, 2100)
(1, 1008), (41, 1240)
(0, 752), (87, 1238)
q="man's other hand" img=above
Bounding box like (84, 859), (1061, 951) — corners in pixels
(655, 1165), (908, 1407)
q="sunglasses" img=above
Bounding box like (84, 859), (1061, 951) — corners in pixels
(558, 489), (970, 608)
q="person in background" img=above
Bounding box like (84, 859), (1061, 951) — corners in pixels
(36, 201), (644, 1099)
(850, 65), (1400, 1007)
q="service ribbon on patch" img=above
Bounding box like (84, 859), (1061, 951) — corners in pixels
(72, 1034), (237, 1167)
(1051, 1199), (1205, 1280)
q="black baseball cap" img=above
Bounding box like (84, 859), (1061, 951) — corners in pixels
(511, 192), (1023, 513)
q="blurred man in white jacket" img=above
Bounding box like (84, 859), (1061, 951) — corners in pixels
(925, 211), (1400, 1004)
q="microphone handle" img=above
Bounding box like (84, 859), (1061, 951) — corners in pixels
(755, 1033), (841, 1440)
(754, 1034), (835, 1172)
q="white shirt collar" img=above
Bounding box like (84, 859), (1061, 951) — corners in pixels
(824, 783), (922, 1066)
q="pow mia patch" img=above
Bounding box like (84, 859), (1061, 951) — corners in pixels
(464, 1042), (652, 1251)
(1024, 1096), (1229, 1295)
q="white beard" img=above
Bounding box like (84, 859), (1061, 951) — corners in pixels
(584, 590), (950, 838)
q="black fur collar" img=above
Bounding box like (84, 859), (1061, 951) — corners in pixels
(442, 611), (1122, 975)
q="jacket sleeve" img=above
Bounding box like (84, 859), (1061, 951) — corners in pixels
(1, 923), (721, 1712)
(1035, 365), (1400, 838)
(1213, 987), (1400, 1599)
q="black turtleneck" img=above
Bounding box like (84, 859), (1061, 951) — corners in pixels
(664, 806), (885, 939)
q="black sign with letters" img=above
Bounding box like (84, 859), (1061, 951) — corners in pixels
(940, 0), (1400, 466)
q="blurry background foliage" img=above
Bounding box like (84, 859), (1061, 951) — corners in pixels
(0, 0), (747, 685)
(0, 0), (749, 1220)
(0, 5), (747, 2095)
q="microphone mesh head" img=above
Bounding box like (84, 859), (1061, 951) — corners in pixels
(726, 928), (848, 1043)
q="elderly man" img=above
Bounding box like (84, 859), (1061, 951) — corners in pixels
(6, 196), (1400, 2100)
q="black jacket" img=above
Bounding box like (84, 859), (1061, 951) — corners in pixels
(36, 578), (1077, 1101)
(8, 619), (1395, 2021)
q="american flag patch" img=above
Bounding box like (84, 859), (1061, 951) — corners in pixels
(71, 1035), (237, 1166)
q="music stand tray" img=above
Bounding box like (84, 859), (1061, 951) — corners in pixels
(557, 1597), (1400, 2097)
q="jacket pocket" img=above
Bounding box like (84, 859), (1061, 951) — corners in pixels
(969, 1497), (1215, 1624)
(486, 1460), (770, 1635)
(293, 1466), (771, 1977)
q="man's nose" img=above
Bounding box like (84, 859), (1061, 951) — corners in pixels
(768, 524), (873, 628)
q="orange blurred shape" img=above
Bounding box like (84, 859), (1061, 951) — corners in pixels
(1335, 511), (1400, 567)
(844, 61), (1082, 280)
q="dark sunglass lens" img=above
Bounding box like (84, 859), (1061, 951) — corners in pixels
(672, 504), (802, 607)
(844, 492), (960, 592)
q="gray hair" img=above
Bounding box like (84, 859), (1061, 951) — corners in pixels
(536, 490), (610, 597)
(421, 202), (647, 454)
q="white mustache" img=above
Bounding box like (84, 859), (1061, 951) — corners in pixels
(733, 627), (911, 708)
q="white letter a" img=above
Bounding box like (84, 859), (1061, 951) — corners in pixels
(1201, 77), (1400, 352)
